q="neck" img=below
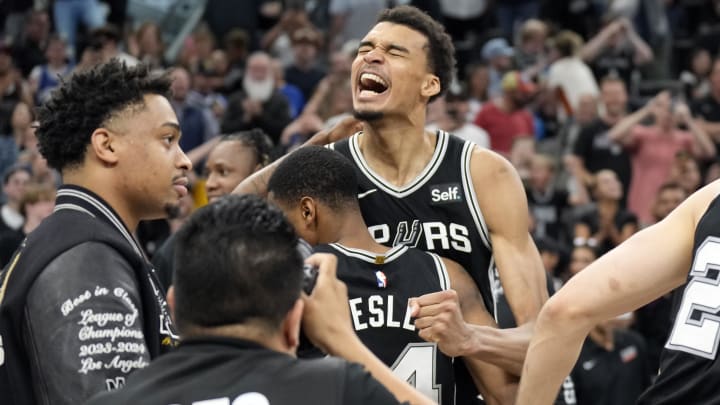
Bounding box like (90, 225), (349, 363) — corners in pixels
(184, 323), (292, 355)
(22, 215), (42, 234)
(597, 198), (618, 211)
(63, 171), (140, 233)
(331, 208), (387, 254)
(499, 96), (516, 112)
(359, 111), (435, 187)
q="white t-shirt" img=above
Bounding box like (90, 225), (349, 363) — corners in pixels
(547, 57), (599, 114)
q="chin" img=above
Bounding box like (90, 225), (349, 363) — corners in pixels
(353, 109), (384, 122)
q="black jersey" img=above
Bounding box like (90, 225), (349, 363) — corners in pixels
(638, 193), (720, 404)
(314, 243), (455, 405)
(331, 132), (498, 317)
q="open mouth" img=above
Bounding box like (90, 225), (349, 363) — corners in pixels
(358, 72), (389, 97)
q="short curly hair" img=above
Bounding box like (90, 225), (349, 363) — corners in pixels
(36, 60), (172, 172)
(377, 5), (456, 102)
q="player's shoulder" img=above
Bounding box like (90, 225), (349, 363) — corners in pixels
(467, 144), (522, 188)
(679, 179), (720, 227)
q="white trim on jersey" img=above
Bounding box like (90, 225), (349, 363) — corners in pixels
(329, 243), (409, 264)
(488, 257), (499, 321)
(427, 252), (450, 291)
(460, 141), (492, 250)
(347, 130), (449, 198)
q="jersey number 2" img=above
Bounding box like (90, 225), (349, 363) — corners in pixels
(391, 343), (441, 402)
(667, 237), (720, 359)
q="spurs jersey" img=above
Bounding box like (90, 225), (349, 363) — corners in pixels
(638, 194), (720, 404)
(331, 131), (498, 316)
(314, 243), (455, 405)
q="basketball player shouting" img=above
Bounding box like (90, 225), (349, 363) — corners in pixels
(236, 6), (564, 402)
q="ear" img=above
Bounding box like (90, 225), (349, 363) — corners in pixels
(90, 128), (120, 166)
(282, 298), (304, 353)
(299, 196), (317, 226)
(421, 74), (441, 99)
(167, 286), (176, 323)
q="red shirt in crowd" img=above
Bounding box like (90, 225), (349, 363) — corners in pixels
(474, 101), (534, 155)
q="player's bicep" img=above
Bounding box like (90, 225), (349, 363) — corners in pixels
(470, 148), (547, 323)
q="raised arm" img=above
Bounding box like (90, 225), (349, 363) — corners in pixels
(675, 102), (716, 159)
(233, 117), (362, 196)
(608, 97), (655, 145)
(515, 180), (720, 405)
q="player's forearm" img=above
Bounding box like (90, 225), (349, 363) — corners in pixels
(330, 337), (436, 405)
(515, 302), (591, 405)
(465, 322), (532, 376)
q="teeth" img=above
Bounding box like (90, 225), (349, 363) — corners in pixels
(360, 72), (387, 87)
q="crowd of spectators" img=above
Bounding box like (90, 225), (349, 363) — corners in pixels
(2, 0), (720, 403)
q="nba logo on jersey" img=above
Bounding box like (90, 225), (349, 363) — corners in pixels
(375, 271), (388, 288)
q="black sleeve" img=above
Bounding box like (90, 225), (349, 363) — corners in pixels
(572, 125), (592, 160)
(150, 233), (176, 292)
(23, 242), (151, 405)
(342, 362), (407, 405)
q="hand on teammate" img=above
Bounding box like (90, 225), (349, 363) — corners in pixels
(409, 290), (475, 357)
(307, 116), (363, 146)
(300, 253), (359, 355)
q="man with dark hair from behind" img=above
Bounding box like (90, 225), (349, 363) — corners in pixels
(87, 194), (434, 405)
(0, 59), (192, 404)
(267, 146), (516, 404)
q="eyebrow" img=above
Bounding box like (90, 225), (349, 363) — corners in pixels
(358, 41), (410, 54)
(161, 122), (183, 140)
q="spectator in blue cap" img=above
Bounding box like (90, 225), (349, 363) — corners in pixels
(482, 37), (515, 98)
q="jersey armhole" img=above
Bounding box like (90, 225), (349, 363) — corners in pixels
(427, 252), (450, 291)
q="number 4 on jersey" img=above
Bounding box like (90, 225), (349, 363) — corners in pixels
(667, 237), (720, 359)
(391, 343), (441, 402)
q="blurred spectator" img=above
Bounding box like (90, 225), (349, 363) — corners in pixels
(2, 0), (34, 46)
(12, 10), (51, 77)
(563, 93), (598, 147)
(482, 37), (515, 98)
(574, 169), (638, 255)
(439, 0), (491, 74)
(427, 90), (489, 148)
(691, 58), (720, 149)
(514, 18), (548, 72)
(285, 27), (326, 102)
(570, 76), (632, 201)
(572, 316), (650, 405)
(53, 0), (107, 59)
(179, 25), (217, 77)
(510, 136), (536, 182)
(170, 67), (217, 153)
(90, 24), (139, 66)
(580, 17), (653, 87)
(222, 29), (250, 93)
(568, 242), (598, 279)
(9, 102), (35, 154)
(547, 30), (599, 118)
(649, 182), (688, 225)
(465, 62), (490, 121)
(204, 0), (265, 49)
(525, 154), (578, 243)
(680, 48), (711, 102)
(0, 43), (32, 134)
(0, 165), (30, 233)
(26, 149), (60, 191)
(495, 0), (540, 40)
(192, 63), (228, 131)
(705, 159), (720, 185)
(131, 22), (166, 69)
(222, 52), (292, 144)
(303, 45), (354, 117)
(535, 236), (565, 292)
(540, 0), (600, 39)
(28, 35), (73, 105)
(668, 152), (702, 194)
(261, 4), (315, 66)
(475, 70), (536, 156)
(272, 58), (305, 118)
(609, 91), (715, 224)
(0, 182), (55, 267)
(328, 0), (387, 50)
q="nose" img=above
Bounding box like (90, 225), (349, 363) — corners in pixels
(177, 147), (192, 172)
(362, 47), (384, 64)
